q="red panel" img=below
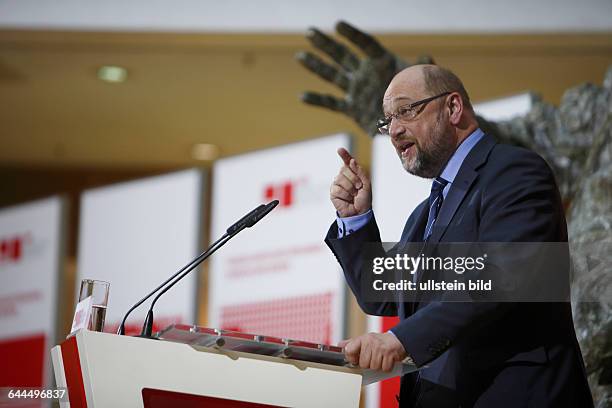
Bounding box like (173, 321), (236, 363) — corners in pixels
(380, 316), (401, 408)
(381, 316), (400, 333)
(60, 336), (88, 408)
(142, 388), (284, 408)
(0, 333), (45, 386)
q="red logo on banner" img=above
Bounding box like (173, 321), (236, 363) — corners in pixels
(263, 177), (330, 209)
(0, 236), (24, 263)
(264, 181), (294, 207)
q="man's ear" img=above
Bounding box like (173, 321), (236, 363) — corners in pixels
(448, 93), (463, 126)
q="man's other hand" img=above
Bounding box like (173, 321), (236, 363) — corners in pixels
(339, 332), (407, 372)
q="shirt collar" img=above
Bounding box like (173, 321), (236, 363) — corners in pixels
(439, 128), (485, 185)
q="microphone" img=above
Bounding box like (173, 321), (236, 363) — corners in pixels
(226, 204), (265, 236)
(116, 200), (278, 337)
(247, 200), (279, 227)
(224, 200), (278, 236)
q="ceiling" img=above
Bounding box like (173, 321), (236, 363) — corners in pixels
(2, 0), (612, 33)
(0, 30), (611, 169)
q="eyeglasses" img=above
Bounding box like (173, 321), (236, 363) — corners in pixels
(377, 92), (451, 135)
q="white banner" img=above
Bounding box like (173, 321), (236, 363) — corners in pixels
(0, 196), (65, 389)
(208, 134), (351, 345)
(77, 169), (204, 335)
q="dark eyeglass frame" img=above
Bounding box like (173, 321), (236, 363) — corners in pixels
(377, 91), (451, 135)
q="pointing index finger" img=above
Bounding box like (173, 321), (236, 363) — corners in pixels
(337, 147), (353, 166)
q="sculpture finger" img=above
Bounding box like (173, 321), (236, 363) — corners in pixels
(336, 20), (387, 59)
(296, 51), (350, 91)
(305, 27), (360, 72)
(300, 92), (349, 113)
(415, 54), (435, 65)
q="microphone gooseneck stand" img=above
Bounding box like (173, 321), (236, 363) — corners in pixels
(117, 200), (278, 338)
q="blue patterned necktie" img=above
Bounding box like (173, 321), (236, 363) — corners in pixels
(424, 176), (449, 241)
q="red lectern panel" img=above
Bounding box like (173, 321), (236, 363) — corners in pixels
(142, 388), (284, 408)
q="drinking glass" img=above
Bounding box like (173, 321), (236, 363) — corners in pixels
(78, 279), (110, 332)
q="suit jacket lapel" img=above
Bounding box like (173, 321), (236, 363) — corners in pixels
(428, 169), (478, 243)
(411, 135), (496, 311)
(397, 200), (428, 317)
(429, 134), (496, 243)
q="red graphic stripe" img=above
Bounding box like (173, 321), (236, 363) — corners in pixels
(60, 336), (88, 407)
(143, 388), (285, 407)
(380, 316), (401, 407)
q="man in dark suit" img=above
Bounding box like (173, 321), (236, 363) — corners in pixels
(325, 65), (593, 407)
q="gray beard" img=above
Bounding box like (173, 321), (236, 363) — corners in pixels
(403, 122), (455, 179)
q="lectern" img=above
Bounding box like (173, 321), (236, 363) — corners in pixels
(51, 325), (415, 407)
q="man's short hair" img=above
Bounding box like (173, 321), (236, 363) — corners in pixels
(422, 65), (473, 111)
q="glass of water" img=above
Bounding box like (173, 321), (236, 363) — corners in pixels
(78, 279), (110, 332)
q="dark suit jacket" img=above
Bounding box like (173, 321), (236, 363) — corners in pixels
(325, 134), (593, 407)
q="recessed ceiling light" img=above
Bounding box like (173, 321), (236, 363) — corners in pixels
(192, 143), (220, 161)
(97, 65), (128, 83)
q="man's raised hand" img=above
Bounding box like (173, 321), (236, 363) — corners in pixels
(330, 148), (372, 218)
